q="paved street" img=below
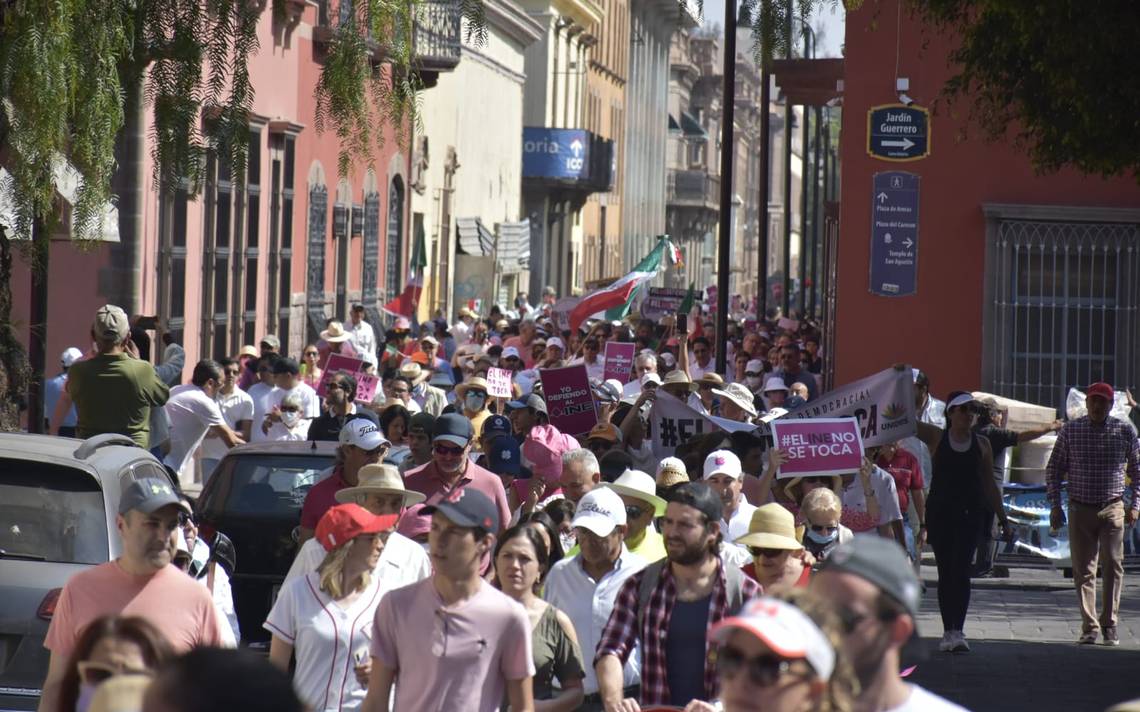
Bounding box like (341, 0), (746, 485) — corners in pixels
(906, 565), (1140, 711)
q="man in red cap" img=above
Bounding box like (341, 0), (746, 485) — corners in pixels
(1046, 382), (1140, 646)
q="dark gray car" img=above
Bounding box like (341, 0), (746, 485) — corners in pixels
(0, 433), (177, 712)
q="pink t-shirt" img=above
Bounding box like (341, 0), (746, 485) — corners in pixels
(370, 578), (534, 712)
(44, 561), (224, 657)
(403, 461), (512, 535)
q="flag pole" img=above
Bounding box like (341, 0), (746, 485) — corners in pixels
(715, 0), (737, 376)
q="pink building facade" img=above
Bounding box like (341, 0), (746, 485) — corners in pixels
(10, 2), (433, 388)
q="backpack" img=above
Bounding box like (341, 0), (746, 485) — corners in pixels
(635, 557), (748, 634)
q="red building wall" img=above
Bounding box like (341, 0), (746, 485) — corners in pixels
(834, 1), (1140, 398)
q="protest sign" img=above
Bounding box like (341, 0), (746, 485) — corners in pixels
(319, 354), (378, 402)
(769, 418), (864, 478)
(777, 317), (800, 332)
(648, 391), (761, 459)
(777, 366), (916, 448)
(640, 287), (689, 321)
(552, 297), (581, 333)
(539, 364), (598, 435)
(603, 342), (636, 383)
(486, 367), (513, 399)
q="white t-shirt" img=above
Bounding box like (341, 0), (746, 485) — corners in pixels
(721, 497), (758, 550)
(163, 385), (225, 479)
(886, 684), (968, 712)
(283, 532), (432, 590)
(350, 320), (378, 366)
(688, 358), (716, 382)
(201, 388), (254, 460)
(840, 465), (904, 533)
(264, 573), (384, 712)
(273, 382), (321, 419)
(264, 419), (311, 442)
(248, 382), (278, 443)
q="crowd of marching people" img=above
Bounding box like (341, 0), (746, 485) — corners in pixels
(36, 291), (1140, 712)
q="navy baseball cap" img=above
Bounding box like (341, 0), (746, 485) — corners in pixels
(487, 436), (523, 476)
(481, 414), (512, 439)
(433, 412), (474, 447)
(506, 393), (547, 414)
(422, 487), (500, 533)
(119, 478), (191, 516)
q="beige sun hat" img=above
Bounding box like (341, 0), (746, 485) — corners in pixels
(605, 469), (668, 516)
(734, 503), (802, 550)
(661, 369), (698, 393)
(320, 321), (353, 343)
(335, 463), (426, 506)
(712, 382), (759, 417)
(655, 457), (690, 488)
(398, 361), (429, 386)
(454, 376), (491, 399)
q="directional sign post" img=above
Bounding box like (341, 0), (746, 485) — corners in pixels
(867, 104), (930, 161)
(869, 171), (920, 297)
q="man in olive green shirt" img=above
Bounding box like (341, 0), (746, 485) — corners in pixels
(67, 305), (169, 448)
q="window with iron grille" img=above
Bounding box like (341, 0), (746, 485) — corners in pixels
(244, 129), (262, 347)
(201, 151), (234, 362)
(158, 183), (189, 346)
(268, 134), (296, 352)
(984, 208), (1140, 411)
(385, 178), (405, 303)
(307, 182), (329, 343)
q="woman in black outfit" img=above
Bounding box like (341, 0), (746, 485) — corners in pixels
(916, 391), (1011, 653)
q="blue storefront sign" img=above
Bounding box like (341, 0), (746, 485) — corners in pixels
(522, 128), (590, 180)
(869, 171), (920, 297)
(867, 104), (930, 161)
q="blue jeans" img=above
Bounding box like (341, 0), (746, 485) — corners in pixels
(903, 519), (917, 560)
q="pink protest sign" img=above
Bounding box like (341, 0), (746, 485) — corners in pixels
(486, 367), (513, 398)
(769, 417), (864, 478)
(319, 354), (378, 403)
(603, 342), (637, 383)
(539, 364), (598, 436)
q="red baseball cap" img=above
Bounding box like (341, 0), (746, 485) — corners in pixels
(1087, 382), (1114, 402)
(315, 504), (399, 552)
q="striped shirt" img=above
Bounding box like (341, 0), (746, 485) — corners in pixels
(1046, 415), (1140, 510)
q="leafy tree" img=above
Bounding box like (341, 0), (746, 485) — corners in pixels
(907, 0), (1140, 179)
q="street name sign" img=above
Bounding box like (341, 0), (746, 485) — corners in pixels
(867, 104), (930, 161)
(869, 171), (920, 297)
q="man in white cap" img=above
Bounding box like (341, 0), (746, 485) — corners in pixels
(298, 419), (390, 543)
(66, 305), (169, 448)
(704, 450), (757, 554)
(541, 336), (567, 367)
(606, 469), (668, 562)
(621, 352), (659, 399)
(712, 382), (759, 423)
(761, 375), (789, 411)
(284, 463), (431, 587)
(418, 333), (455, 380)
(544, 487), (647, 710)
(43, 347), (82, 436)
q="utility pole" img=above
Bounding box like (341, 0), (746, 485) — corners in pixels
(714, 0), (737, 375)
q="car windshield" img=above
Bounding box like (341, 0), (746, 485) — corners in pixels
(207, 454), (334, 517)
(0, 463), (109, 564)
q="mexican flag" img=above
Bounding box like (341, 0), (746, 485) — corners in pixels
(569, 236), (680, 332)
(382, 221), (428, 320)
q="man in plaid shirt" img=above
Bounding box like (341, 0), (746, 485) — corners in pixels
(1046, 382), (1140, 646)
(594, 482), (761, 710)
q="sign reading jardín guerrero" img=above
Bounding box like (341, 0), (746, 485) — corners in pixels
(867, 104), (930, 161)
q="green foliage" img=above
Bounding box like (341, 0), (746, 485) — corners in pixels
(738, 0), (857, 66)
(908, 0), (1140, 179)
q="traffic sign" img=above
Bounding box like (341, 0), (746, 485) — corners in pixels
(869, 172), (920, 297)
(867, 104), (930, 161)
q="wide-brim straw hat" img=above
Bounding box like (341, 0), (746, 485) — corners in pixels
(335, 463), (426, 506)
(320, 321), (352, 343)
(734, 503), (802, 550)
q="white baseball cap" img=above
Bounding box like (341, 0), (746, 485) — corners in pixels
(703, 449), (743, 480)
(339, 418), (390, 451)
(60, 347), (84, 368)
(745, 359), (766, 373)
(709, 597), (836, 681)
(606, 469), (667, 516)
(502, 346), (522, 360)
(547, 336), (565, 351)
(641, 372), (663, 387)
(570, 486), (627, 537)
(763, 376), (789, 393)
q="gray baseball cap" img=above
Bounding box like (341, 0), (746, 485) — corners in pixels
(819, 534), (922, 620)
(118, 478), (191, 516)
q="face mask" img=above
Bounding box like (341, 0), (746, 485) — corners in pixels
(465, 392), (486, 411)
(76, 682), (99, 712)
(746, 376), (763, 389)
(282, 411), (301, 427)
(805, 528), (838, 545)
(559, 531), (577, 553)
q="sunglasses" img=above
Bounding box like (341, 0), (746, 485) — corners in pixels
(304, 351), (319, 357)
(625, 505), (646, 520)
(748, 547), (789, 559)
(809, 524), (838, 533)
(744, 371), (764, 378)
(717, 646), (800, 687)
(433, 443), (465, 457)
(802, 476), (832, 485)
(77, 661), (152, 686)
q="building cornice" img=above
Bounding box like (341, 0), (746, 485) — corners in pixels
(552, 0), (604, 29)
(484, 0), (545, 47)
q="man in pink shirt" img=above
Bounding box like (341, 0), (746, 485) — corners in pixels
(38, 478), (225, 712)
(404, 413), (512, 538)
(362, 487), (535, 712)
(298, 419), (390, 542)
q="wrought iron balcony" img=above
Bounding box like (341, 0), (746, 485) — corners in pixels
(667, 168), (720, 211)
(412, 0), (462, 87)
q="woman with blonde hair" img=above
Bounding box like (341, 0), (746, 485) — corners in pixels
(799, 487), (854, 562)
(266, 504), (398, 711)
(685, 588), (858, 712)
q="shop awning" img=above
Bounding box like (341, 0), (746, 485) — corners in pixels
(456, 216), (494, 256)
(668, 114), (681, 133)
(497, 219), (531, 271)
(681, 111), (706, 139)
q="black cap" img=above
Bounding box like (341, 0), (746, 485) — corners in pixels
(409, 412), (436, 436)
(506, 393), (547, 414)
(433, 412), (473, 447)
(481, 414), (512, 439)
(119, 478), (191, 516)
(422, 487), (500, 533)
(668, 481), (723, 524)
(819, 535), (922, 620)
(487, 436), (522, 476)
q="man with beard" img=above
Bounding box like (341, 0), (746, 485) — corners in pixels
(703, 450), (757, 557)
(810, 536), (965, 711)
(594, 482), (761, 710)
(38, 479), (226, 711)
(307, 371), (378, 442)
